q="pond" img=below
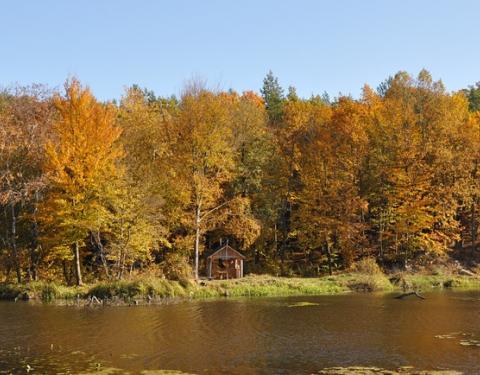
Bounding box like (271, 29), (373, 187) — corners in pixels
(0, 291), (479, 374)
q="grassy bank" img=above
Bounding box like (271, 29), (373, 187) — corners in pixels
(318, 367), (462, 374)
(1, 267), (480, 304)
(74, 366), (461, 375)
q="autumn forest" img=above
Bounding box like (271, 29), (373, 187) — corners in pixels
(2, 70), (480, 286)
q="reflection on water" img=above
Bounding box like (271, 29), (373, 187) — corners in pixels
(0, 291), (479, 374)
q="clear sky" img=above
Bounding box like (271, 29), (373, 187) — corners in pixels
(1, 0), (479, 100)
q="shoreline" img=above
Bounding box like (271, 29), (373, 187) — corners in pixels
(1, 272), (480, 306)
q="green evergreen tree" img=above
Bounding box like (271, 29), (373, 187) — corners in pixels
(462, 82), (480, 112)
(260, 70), (285, 124)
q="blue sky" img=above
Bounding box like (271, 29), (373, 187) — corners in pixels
(1, 0), (479, 100)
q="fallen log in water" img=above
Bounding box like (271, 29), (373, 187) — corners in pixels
(394, 291), (426, 300)
(87, 295), (102, 306)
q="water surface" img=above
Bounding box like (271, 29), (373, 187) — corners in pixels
(0, 291), (479, 374)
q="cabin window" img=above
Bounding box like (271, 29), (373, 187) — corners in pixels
(218, 258), (225, 268)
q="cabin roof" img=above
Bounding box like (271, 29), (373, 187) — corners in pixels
(207, 244), (245, 260)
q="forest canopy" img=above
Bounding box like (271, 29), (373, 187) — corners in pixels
(1, 70), (480, 285)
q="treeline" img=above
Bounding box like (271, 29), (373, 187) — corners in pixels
(1, 70), (480, 285)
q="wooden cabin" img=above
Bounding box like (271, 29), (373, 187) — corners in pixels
(207, 245), (245, 279)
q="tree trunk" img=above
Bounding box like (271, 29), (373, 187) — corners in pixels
(120, 252), (127, 279)
(194, 205), (201, 280)
(325, 240), (333, 276)
(273, 223), (278, 259)
(118, 250), (124, 280)
(29, 191), (40, 281)
(280, 199), (290, 266)
(4, 264), (11, 283)
(117, 245), (124, 279)
(395, 231), (399, 256)
(62, 260), (70, 285)
(93, 231), (110, 279)
(471, 202), (477, 252)
(10, 203), (21, 283)
(29, 241), (39, 281)
(28, 254), (39, 282)
(73, 241), (83, 286)
(379, 212), (384, 261)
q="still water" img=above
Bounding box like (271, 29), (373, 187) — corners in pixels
(0, 291), (479, 374)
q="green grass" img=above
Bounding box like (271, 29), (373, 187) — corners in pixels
(0, 269), (479, 304)
(194, 274), (351, 298)
(0, 274), (364, 303)
(0, 281), (89, 301)
(399, 273), (480, 291)
(89, 277), (191, 300)
(318, 366), (461, 374)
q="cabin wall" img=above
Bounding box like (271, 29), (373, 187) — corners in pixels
(209, 257), (243, 279)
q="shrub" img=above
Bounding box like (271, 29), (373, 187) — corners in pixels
(162, 253), (193, 283)
(39, 283), (59, 302)
(348, 273), (393, 292)
(0, 284), (22, 299)
(353, 257), (383, 275)
(349, 257), (392, 292)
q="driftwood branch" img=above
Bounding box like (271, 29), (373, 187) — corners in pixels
(87, 295), (102, 306)
(459, 268), (477, 277)
(395, 291), (426, 300)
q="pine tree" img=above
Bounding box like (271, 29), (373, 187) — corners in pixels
(261, 70), (285, 125)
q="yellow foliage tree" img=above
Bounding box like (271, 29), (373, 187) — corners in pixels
(40, 79), (122, 285)
(167, 87), (236, 279)
(363, 71), (471, 263)
(294, 97), (367, 273)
